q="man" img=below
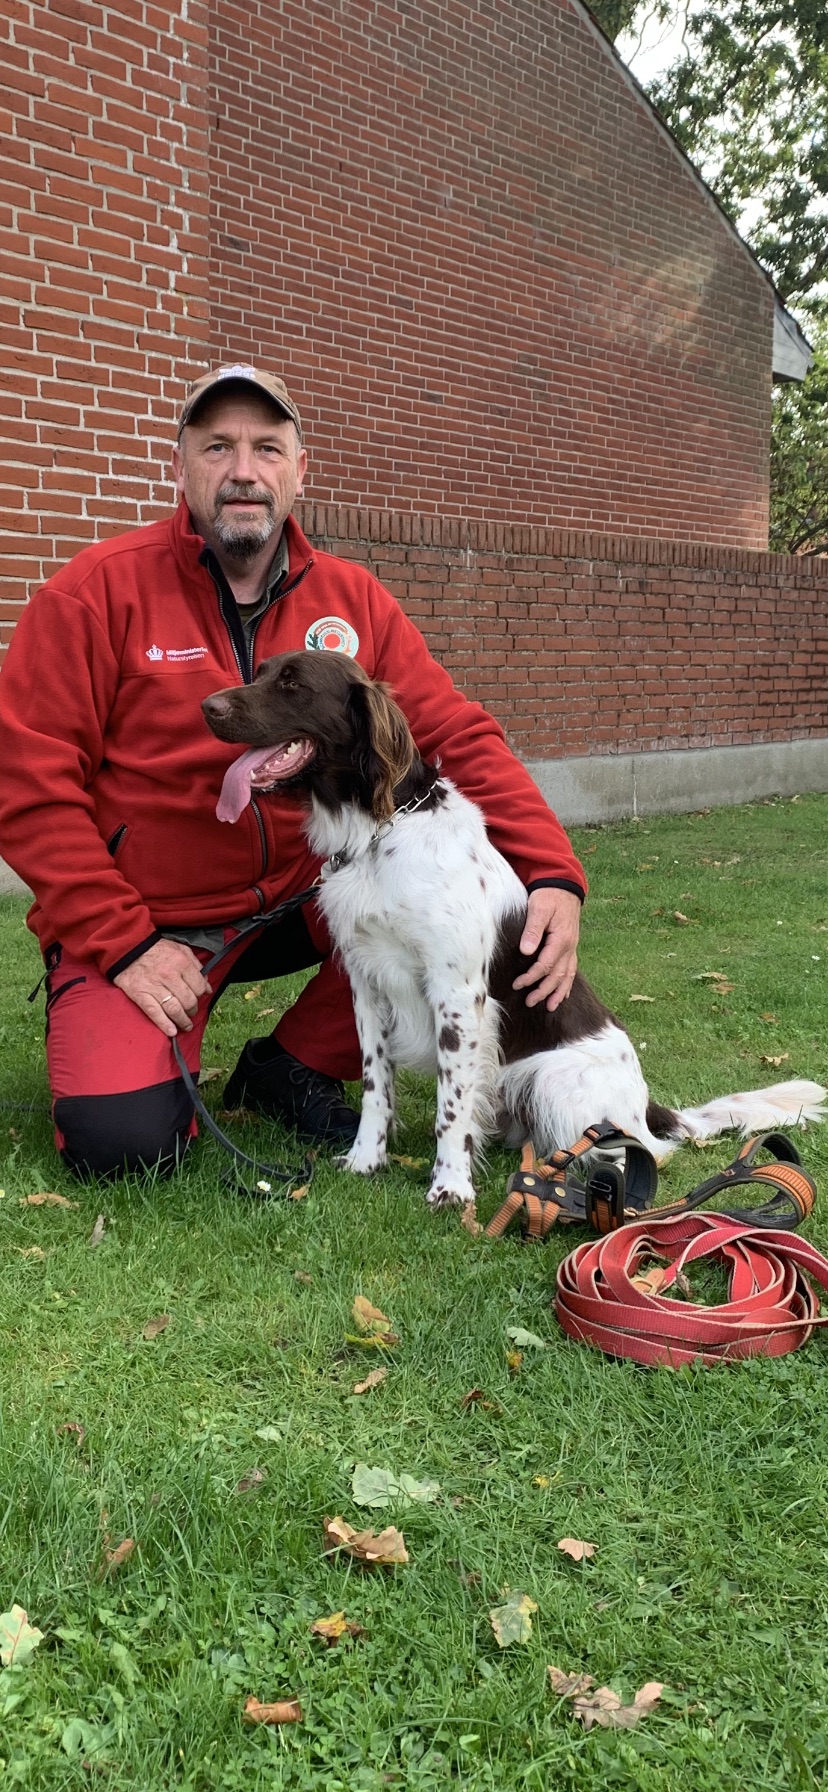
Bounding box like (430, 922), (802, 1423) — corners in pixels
(0, 365), (586, 1178)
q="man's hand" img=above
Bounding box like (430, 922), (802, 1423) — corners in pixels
(113, 939), (212, 1037)
(512, 888), (582, 1011)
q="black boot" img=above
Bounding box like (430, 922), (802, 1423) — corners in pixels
(223, 1038), (360, 1147)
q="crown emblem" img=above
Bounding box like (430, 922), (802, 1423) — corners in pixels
(146, 644), (164, 661)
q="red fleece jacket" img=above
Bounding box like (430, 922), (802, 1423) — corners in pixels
(0, 503), (586, 976)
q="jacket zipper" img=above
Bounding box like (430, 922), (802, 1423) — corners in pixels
(202, 550), (314, 885)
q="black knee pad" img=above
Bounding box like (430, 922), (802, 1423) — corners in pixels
(54, 1078), (194, 1181)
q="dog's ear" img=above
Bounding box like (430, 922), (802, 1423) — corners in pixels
(347, 677), (415, 820)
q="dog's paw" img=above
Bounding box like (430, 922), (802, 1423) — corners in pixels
(336, 1142), (387, 1176)
(426, 1180), (477, 1210)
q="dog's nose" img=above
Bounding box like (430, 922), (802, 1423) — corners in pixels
(202, 692), (233, 722)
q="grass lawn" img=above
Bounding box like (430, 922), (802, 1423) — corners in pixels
(1, 794), (828, 1791)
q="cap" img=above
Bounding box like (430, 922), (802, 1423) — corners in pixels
(177, 364), (302, 438)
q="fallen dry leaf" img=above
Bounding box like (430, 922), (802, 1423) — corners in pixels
(628, 994), (655, 1003)
(255, 1007), (276, 1018)
(310, 1610), (366, 1644)
(294, 1269), (313, 1285)
(673, 911), (690, 924)
(15, 1245), (47, 1260)
(692, 970), (728, 981)
(98, 1537), (136, 1578)
(352, 1367), (388, 1396)
(243, 986), (262, 1002)
(713, 981), (735, 995)
(558, 1537), (596, 1562)
(142, 1314), (170, 1340)
(198, 1067), (227, 1084)
(760, 1053), (790, 1067)
(243, 1696), (302, 1725)
(760, 1012), (778, 1023)
(0, 1605), (44, 1668)
(571, 1680), (664, 1731)
(57, 1422), (86, 1447)
(460, 1387), (501, 1413)
(322, 1514), (409, 1567)
(234, 1467), (268, 1494)
(289, 1183), (310, 1202)
(388, 1154), (426, 1168)
(489, 1590), (538, 1647)
(21, 1192), (78, 1209)
(459, 1202), (483, 1237)
(548, 1664), (596, 1699)
(506, 1348), (523, 1375)
(89, 1214), (106, 1249)
(349, 1295), (399, 1348)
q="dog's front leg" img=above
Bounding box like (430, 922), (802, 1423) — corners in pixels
(338, 976), (396, 1176)
(426, 989), (484, 1209)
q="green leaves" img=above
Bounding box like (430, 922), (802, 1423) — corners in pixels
(489, 1591), (538, 1647)
(351, 1464), (440, 1509)
(0, 1606), (43, 1669)
(506, 1326), (547, 1350)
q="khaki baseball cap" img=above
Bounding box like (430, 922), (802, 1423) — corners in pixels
(178, 364), (302, 438)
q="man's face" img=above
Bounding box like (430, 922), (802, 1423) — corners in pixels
(172, 390), (308, 562)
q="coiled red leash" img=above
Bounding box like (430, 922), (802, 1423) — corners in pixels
(555, 1211), (828, 1367)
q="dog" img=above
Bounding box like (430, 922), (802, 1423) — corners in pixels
(203, 651), (826, 1208)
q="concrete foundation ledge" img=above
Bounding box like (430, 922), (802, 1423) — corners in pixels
(528, 736), (828, 826)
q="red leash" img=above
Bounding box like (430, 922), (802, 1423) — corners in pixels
(555, 1211), (828, 1367)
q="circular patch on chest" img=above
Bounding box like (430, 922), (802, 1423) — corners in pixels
(304, 616), (360, 657)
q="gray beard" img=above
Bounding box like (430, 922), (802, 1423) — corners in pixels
(212, 506), (277, 562)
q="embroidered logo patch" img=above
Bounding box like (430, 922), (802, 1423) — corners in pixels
(304, 617), (359, 657)
(145, 644), (208, 663)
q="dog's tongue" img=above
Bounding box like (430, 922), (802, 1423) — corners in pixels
(216, 747), (281, 823)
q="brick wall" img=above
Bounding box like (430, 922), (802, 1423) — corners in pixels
(210, 0), (773, 548)
(0, 0), (212, 648)
(296, 503), (828, 759)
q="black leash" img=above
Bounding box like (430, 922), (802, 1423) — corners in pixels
(170, 882), (321, 1199)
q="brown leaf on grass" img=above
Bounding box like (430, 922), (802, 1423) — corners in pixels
(243, 986), (262, 1002)
(294, 1269), (314, 1285)
(198, 1067), (227, 1084)
(506, 1349), (523, 1376)
(713, 981), (735, 996)
(628, 994), (655, 1003)
(21, 1192), (78, 1209)
(760, 1053), (790, 1067)
(349, 1295), (399, 1348)
(460, 1387), (501, 1413)
(15, 1245), (48, 1260)
(234, 1467), (268, 1494)
(760, 1012), (778, 1023)
(89, 1214), (106, 1249)
(322, 1514), (409, 1566)
(289, 1183), (310, 1202)
(459, 1202), (483, 1237)
(352, 1367), (388, 1396)
(571, 1680), (664, 1731)
(310, 1610), (366, 1644)
(57, 1422), (86, 1447)
(548, 1665), (596, 1699)
(142, 1313), (170, 1340)
(255, 1007), (276, 1018)
(388, 1154), (426, 1168)
(672, 911), (690, 924)
(243, 1696), (302, 1725)
(558, 1537), (596, 1562)
(98, 1537), (136, 1578)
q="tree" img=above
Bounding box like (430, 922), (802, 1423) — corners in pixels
(588, 1), (828, 552)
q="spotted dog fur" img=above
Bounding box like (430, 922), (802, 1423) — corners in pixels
(203, 652), (827, 1209)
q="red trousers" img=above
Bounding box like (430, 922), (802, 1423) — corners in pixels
(44, 900), (361, 1178)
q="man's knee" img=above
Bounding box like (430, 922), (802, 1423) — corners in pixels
(54, 1078), (195, 1181)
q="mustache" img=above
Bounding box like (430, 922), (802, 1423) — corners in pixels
(215, 483), (275, 512)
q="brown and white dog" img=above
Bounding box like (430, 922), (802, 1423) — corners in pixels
(203, 651), (826, 1208)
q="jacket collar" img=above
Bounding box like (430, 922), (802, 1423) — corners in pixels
(169, 500), (315, 588)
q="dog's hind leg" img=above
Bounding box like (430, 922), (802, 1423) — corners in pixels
(425, 985), (490, 1209)
(337, 976), (396, 1177)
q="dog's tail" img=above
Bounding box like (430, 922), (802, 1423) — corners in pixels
(648, 1078), (827, 1144)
